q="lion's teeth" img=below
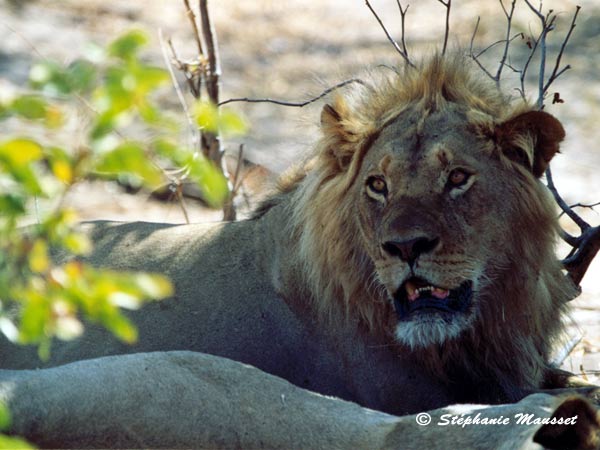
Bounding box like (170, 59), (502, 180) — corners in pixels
(432, 287), (450, 299)
(405, 282), (420, 302)
(405, 283), (450, 301)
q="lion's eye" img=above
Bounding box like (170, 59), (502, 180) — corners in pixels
(448, 169), (470, 188)
(367, 177), (388, 196)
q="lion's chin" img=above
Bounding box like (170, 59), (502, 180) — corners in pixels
(391, 278), (474, 348)
(394, 314), (474, 349)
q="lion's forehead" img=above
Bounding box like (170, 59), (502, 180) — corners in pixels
(364, 107), (489, 177)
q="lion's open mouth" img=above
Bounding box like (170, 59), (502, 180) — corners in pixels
(393, 277), (473, 320)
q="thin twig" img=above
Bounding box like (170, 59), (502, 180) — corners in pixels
(568, 201), (600, 212)
(365, 0), (414, 67)
(182, 0), (205, 96)
(3, 23), (46, 61)
(182, 1), (205, 62)
(546, 167), (590, 231)
(231, 144), (245, 196)
(474, 34), (522, 60)
(523, 0), (558, 108)
(199, 0), (221, 105)
(559, 229), (580, 247)
(395, 1), (411, 61)
(167, 39), (200, 98)
(494, 0), (516, 85)
(562, 225), (600, 286)
(469, 17), (496, 80)
(219, 78), (367, 107)
(518, 27), (542, 101)
(437, 0), (451, 56)
(159, 29), (196, 136)
(543, 6), (580, 93)
(176, 183), (191, 224)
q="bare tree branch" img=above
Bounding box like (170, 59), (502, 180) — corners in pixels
(566, 201), (600, 213)
(176, 182), (191, 224)
(523, 0), (559, 108)
(474, 33), (522, 61)
(174, 0), (234, 219)
(494, 0), (516, 84)
(471, 2), (596, 287)
(365, 0), (415, 67)
(219, 79), (367, 108)
(159, 29), (196, 139)
(231, 144), (245, 197)
(182, 0), (205, 95)
(469, 17), (496, 80)
(563, 226), (600, 286)
(546, 168), (590, 231)
(518, 28), (542, 101)
(166, 39), (201, 98)
(543, 5), (581, 93)
(199, 0), (221, 106)
(521, 2), (600, 287)
(395, 1), (410, 61)
(559, 229), (580, 248)
(437, 0), (451, 56)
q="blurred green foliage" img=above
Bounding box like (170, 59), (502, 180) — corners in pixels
(0, 27), (248, 449)
(0, 29), (245, 360)
(0, 403), (33, 449)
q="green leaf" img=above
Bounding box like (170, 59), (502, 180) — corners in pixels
(47, 147), (74, 184)
(133, 65), (168, 92)
(104, 313), (137, 344)
(0, 435), (34, 450)
(152, 140), (229, 207)
(66, 59), (97, 92)
(30, 59), (96, 95)
(10, 95), (48, 120)
(219, 109), (248, 135)
(0, 139), (44, 195)
(18, 291), (50, 344)
(0, 103), (8, 121)
(186, 154), (229, 207)
(0, 139), (42, 166)
(0, 194), (26, 216)
(108, 30), (148, 61)
(0, 403), (10, 430)
(194, 101), (219, 133)
(62, 233), (92, 255)
(134, 273), (174, 299)
(152, 139), (182, 160)
(28, 239), (49, 273)
(194, 101), (248, 136)
(29, 60), (70, 94)
(89, 112), (117, 141)
(95, 143), (164, 188)
(8, 95), (62, 127)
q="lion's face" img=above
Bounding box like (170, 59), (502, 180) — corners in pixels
(297, 57), (567, 355)
(353, 104), (544, 348)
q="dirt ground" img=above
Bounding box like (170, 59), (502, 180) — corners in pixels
(1, 0), (599, 383)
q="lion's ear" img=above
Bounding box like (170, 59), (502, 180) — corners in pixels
(495, 111), (565, 178)
(321, 104), (343, 130)
(320, 101), (369, 171)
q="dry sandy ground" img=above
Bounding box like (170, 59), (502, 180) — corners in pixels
(1, 0), (599, 382)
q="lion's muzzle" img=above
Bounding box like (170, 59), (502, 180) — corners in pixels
(393, 277), (473, 320)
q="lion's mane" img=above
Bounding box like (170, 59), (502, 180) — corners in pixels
(257, 54), (577, 394)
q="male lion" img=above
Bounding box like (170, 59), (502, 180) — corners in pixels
(0, 54), (590, 416)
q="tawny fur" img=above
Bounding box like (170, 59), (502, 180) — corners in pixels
(0, 54), (583, 415)
(260, 53), (576, 391)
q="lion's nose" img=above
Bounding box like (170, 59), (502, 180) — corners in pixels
(382, 236), (440, 265)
